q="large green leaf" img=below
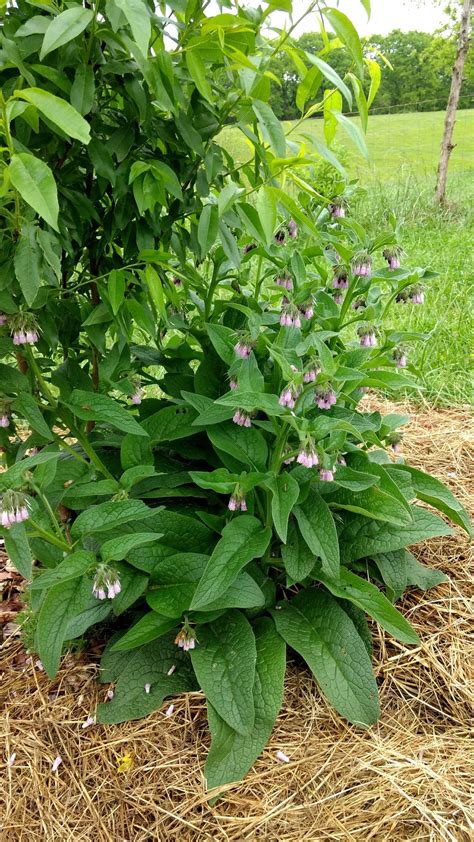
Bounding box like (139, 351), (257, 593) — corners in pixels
(281, 518), (316, 583)
(4, 523), (32, 579)
(71, 500), (155, 539)
(327, 484), (412, 526)
(12, 393), (53, 440)
(40, 7), (93, 59)
(97, 634), (195, 724)
(37, 576), (92, 677)
(317, 568), (420, 644)
(252, 100), (286, 158)
(272, 589), (380, 726)
(266, 473), (300, 543)
(142, 404), (199, 441)
(30, 550), (95, 590)
(294, 490), (340, 577)
(186, 49), (214, 103)
(67, 389), (148, 436)
(339, 507), (453, 562)
(388, 465), (472, 536)
(17, 88), (90, 144)
(371, 550), (408, 601)
(10, 154), (59, 231)
(198, 204), (219, 258)
(100, 532), (163, 563)
(404, 551), (448, 591)
(190, 516), (271, 610)
(191, 610), (257, 735)
(110, 611), (178, 652)
(205, 617), (286, 790)
(115, 0), (151, 57)
(70, 64), (95, 116)
(208, 422), (268, 471)
(13, 223), (42, 305)
(322, 8), (364, 75)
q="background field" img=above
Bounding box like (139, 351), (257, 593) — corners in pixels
(220, 110), (474, 405)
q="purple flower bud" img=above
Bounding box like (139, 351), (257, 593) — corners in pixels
(175, 626), (196, 651)
(319, 468), (334, 482)
(172, 275), (182, 287)
(389, 257), (400, 270)
(337, 455), (347, 466)
(130, 388), (144, 405)
(393, 348), (407, 369)
(229, 378), (238, 391)
(333, 292), (343, 305)
(275, 274), (293, 292)
(1, 510), (12, 528)
(329, 203), (345, 219)
(352, 254), (372, 277)
(234, 341), (252, 359)
(233, 409), (251, 427)
(0, 314), (7, 326)
(25, 330), (39, 344)
(279, 388), (295, 409)
(0, 414), (10, 428)
(274, 230), (285, 245)
(297, 444), (319, 468)
(352, 298), (366, 311)
(315, 387), (336, 410)
(92, 565), (121, 601)
(358, 327), (377, 348)
(287, 219), (298, 238)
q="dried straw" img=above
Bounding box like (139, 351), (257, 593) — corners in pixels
(1, 401), (473, 841)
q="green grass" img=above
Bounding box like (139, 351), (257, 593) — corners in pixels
(220, 110), (474, 405)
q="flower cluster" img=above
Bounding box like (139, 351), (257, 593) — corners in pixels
(228, 485), (247, 511)
(0, 401), (11, 428)
(303, 360), (320, 383)
(297, 441), (319, 468)
(383, 246), (403, 270)
(315, 386), (337, 410)
(234, 338), (253, 358)
(280, 303), (301, 328)
(1, 491), (29, 528)
(329, 200), (345, 219)
(9, 313), (40, 346)
(352, 253), (372, 277)
(393, 348), (407, 369)
(332, 266), (349, 290)
(175, 625), (196, 652)
(275, 273), (293, 291)
(358, 325), (377, 348)
(129, 378), (144, 405)
(287, 219), (298, 238)
(279, 385), (300, 409)
(233, 409), (252, 427)
(92, 565), (122, 600)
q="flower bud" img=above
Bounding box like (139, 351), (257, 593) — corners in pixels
(92, 564), (121, 601)
(174, 625), (196, 652)
(232, 409), (252, 427)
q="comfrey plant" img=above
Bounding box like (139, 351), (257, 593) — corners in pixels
(0, 0), (471, 793)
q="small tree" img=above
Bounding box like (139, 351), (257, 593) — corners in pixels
(435, 0), (473, 202)
(0, 0), (470, 791)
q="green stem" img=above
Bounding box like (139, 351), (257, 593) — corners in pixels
(75, 431), (115, 481)
(24, 347), (57, 407)
(30, 481), (64, 541)
(28, 519), (71, 552)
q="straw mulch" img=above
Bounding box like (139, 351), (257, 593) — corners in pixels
(1, 400), (473, 841)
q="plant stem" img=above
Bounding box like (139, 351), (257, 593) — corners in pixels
(28, 519), (71, 552)
(24, 347), (57, 407)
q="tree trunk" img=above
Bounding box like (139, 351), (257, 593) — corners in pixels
(435, 0), (473, 203)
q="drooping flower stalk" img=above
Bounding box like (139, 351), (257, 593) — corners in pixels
(287, 219), (298, 238)
(409, 284), (424, 305)
(275, 273), (293, 291)
(233, 409), (252, 427)
(358, 325), (377, 348)
(315, 386), (337, 410)
(228, 484), (247, 512)
(303, 359), (321, 383)
(383, 246), (404, 270)
(351, 252), (372, 277)
(92, 564), (121, 600)
(175, 623), (196, 652)
(332, 266), (349, 290)
(9, 313), (40, 346)
(393, 348), (407, 368)
(0, 491), (29, 528)
(296, 441), (319, 468)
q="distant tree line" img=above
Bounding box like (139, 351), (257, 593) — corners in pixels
(268, 29), (474, 120)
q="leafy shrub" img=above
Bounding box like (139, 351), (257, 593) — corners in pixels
(0, 0), (471, 791)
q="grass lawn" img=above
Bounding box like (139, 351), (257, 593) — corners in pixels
(220, 110), (474, 405)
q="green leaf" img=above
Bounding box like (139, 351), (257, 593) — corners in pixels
(205, 617), (286, 790)
(281, 519), (316, 583)
(11, 393), (53, 440)
(0, 450), (61, 492)
(110, 611), (178, 652)
(13, 223), (42, 306)
(404, 551), (448, 591)
(97, 634), (195, 724)
(306, 54), (352, 108)
(317, 568), (420, 644)
(10, 154), (59, 231)
(198, 205), (219, 258)
(186, 49), (214, 103)
(109, 560), (148, 616)
(339, 507), (453, 563)
(70, 64), (95, 116)
(30, 550), (95, 590)
(208, 422), (268, 472)
(256, 186), (276, 246)
(327, 485), (412, 526)
(252, 100), (286, 158)
(322, 8), (364, 75)
(101, 532), (163, 563)
(372, 550), (408, 601)
(271, 589), (380, 726)
(191, 610), (257, 735)
(266, 473), (300, 543)
(4, 524), (32, 579)
(190, 516), (271, 610)
(107, 269), (125, 315)
(365, 58), (381, 108)
(332, 467), (380, 492)
(391, 465), (472, 536)
(333, 111), (368, 160)
(204, 323), (236, 365)
(67, 389), (148, 436)
(189, 468), (238, 494)
(293, 490), (339, 577)
(37, 576), (91, 677)
(115, 0), (151, 58)
(216, 390), (284, 416)
(296, 65), (322, 113)
(142, 405), (199, 442)
(17, 88), (90, 145)
(71, 500), (155, 539)
(219, 220), (241, 268)
(40, 7), (93, 59)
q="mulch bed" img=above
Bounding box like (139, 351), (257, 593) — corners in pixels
(1, 400), (473, 841)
